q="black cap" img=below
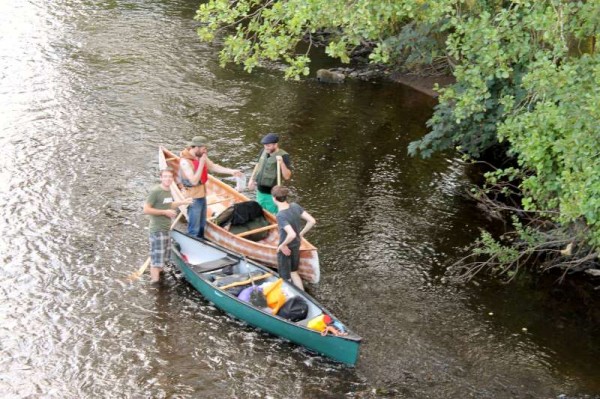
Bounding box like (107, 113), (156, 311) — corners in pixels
(260, 133), (279, 144)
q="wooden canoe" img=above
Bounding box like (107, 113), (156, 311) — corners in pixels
(159, 146), (320, 284)
(170, 229), (361, 365)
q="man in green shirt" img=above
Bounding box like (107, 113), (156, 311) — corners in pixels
(143, 168), (191, 283)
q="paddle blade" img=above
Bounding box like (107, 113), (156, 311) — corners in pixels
(250, 289), (267, 308)
(125, 258), (151, 282)
(249, 288), (267, 307)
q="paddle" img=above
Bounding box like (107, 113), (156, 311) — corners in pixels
(247, 261), (268, 307)
(126, 212), (185, 282)
(276, 156), (282, 186)
(219, 272), (273, 290)
(235, 223), (278, 238)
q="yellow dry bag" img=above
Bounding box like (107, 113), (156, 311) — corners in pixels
(262, 278), (286, 314)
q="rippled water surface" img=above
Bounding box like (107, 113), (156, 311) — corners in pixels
(1, 1), (598, 398)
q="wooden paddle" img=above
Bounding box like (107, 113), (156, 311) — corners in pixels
(126, 212), (185, 282)
(276, 156), (282, 186)
(235, 223), (278, 238)
(219, 273), (273, 290)
(207, 196), (233, 205)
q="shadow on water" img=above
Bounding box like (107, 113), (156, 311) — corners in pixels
(0, 0), (598, 398)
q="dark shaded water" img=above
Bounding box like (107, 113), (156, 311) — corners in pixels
(0, 1), (598, 398)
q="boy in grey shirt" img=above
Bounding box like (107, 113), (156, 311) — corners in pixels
(271, 185), (316, 291)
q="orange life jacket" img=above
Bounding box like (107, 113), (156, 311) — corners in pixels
(180, 149), (208, 198)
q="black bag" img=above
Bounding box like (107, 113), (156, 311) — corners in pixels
(231, 201), (264, 225)
(215, 206), (235, 227)
(217, 200), (270, 242)
(276, 296), (309, 322)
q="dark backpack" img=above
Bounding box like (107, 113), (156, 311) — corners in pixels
(214, 201), (263, 227)
(231, 201), (264, 225)
(215, 206), (235, 227)
(276, 296), (309, 322)
(217, 201), (270, 242)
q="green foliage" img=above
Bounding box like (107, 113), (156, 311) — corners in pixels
(474, 230), (521, 271)
(410, 0), (600, 253)
(372, 21), (450, 73)
(498, 54), (600, 246)
(408, 75), (525, 158)
(463, 215), (563, 281)
(195, 0), (457, 77)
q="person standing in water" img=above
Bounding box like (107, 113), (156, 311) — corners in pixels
(143, 168), (192, 283)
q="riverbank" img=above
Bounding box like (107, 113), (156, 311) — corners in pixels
(327, 65), (455, 98)
(389, 72), (455, 98)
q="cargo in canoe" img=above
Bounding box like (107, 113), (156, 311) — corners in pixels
(170, 229), (360, 365)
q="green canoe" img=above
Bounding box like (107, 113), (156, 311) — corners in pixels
(170, 229), (362, 365)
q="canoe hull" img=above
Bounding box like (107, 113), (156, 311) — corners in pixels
(159, 146), (320, 283)
(170, 230), (360, 365)
(204, 223), (320, 284)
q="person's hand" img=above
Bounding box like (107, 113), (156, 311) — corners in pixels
(164, 209), (177, 218)
(232, 169), (243, 177)
(199, 152), (208, 162)
(321, 326), (347, 336)
(248, 180), (256, 190)
(275, 155), (283, 163)
(182, 198), (193, 206)
(278, 244), (291, 256)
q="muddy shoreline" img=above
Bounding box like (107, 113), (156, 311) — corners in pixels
(326, 65), (455, 98)
(389, 72), (455, 98)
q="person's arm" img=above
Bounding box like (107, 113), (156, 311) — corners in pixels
(277, 224), (296, 256)
(276, 155), (292, 180)
(299, 211), (316, 237)
(206, 157), (242, 177)
(172, 197), (193, 209)
(248, 150), (264, 190)
(180, 156), (206, 185)
(143, 202), (177, 219)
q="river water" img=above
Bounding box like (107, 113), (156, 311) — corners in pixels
(0, 1), (598, 398)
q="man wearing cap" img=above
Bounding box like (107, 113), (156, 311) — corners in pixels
(180, 136), (242, 238)
(248, 133), (292, 214)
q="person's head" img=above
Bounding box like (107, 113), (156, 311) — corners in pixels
(159, 167), (174, 187)
(271, 185), (288, 203)
(188, 136), (208, 157)
(260, 132), (279, 154)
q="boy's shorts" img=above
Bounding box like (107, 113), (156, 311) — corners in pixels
(149, 231), (171, 268)
(277, 245), (300, 282)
